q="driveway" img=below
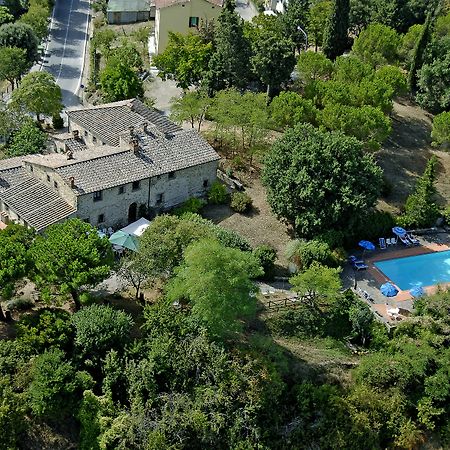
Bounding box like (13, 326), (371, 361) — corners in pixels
(39, 0), (91, 108)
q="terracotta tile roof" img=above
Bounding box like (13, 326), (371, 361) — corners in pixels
(66, 98), (180, 146)
(0, 170), (76, 231)
(55, 128), (220, 194)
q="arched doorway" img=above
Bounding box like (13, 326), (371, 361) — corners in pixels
(128, 202), (137, 223)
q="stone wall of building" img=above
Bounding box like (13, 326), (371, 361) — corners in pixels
(74, 160), (218, 228)
(25, 162), (77, 207)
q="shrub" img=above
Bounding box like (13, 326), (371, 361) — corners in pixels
(27, 349), (79, 419)
(253, 245), (277, 280)
(173, 197), (206, 216)
(443, 206), (450, 225)
(431, 111), (450, 148)
(207, 181), (228, 205)
(72, 304), (134, 365)
(267, 306), (324, 337)
(15, 309), (74, 352)
(6, 297), (33, 311)
(230, 155), (246, 171)
(230, 191), (252, 213)
(349, 210), (396, 244)
(286, 239), (338, 270)
(52, 114), (64, 129)
(213, 226), (252, 252)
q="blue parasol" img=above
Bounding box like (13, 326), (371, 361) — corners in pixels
(392, 226), (407, 236)
(358, 240), (375, 251)
(410, 286), (425, 298)
(380, 282), (399, 297)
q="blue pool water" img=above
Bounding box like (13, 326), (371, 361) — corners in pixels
(374, 250), (450, 290)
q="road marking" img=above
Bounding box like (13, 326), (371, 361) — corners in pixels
(55, 0), (76, 83)
(39, 1), (57, 71)
(75, 0), (91, 95)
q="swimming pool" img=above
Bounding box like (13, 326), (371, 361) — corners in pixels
(374, 250), (450, 291)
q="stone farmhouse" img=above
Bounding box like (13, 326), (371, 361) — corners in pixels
(0, 99), (220, 232)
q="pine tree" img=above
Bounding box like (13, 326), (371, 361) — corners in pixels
(204, 0), (251, 94)
(322, 0), (350, 60)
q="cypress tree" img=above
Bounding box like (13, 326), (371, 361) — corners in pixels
(203, 0), (251, 94)
(408, 0), (441, 92)
(322, 0), (350, 60)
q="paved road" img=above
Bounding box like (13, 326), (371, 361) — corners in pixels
(41, 0), (90, 108)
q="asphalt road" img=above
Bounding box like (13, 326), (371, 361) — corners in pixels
(41, 0), (90, 108)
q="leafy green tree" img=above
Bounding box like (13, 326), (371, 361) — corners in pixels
(170, 90), (211, 131)
(19, 3), (49, 41)
(307, 0), (332, 51)
(402, 156), (439, 227)
(280, 0), (309, 52)
(28, 348), (91, 420)
(7, 117), (46, 156)
(100, 58), (144, 102)
(154, 32), (212, 89)
(118, 253), (150, 301)
(251, 32), (295, 97)
(297, 51), (333, 84)
(0, 101), (24, 140)
(416, 50), (450, 112)
(431, 111), (450, 147)
(168, 239), (262, 339)
(31, 218), (113, 310)
(434, 11), (450, 38)
(0, 6), (14, 25)
(11, 71), (62, 121)
(107, 42), (143, 72)
(349, 300), (373, 345)
(319, 103), (392, 150)
(209, 89), (270, 161)
(269, 91), (318, 130)
(204, 0), (251, 93)
(15, 309), (74, 353)
(0, 224), (34, 320)
(91, 27), (116, 54)
(72, 304), (133, 365)
(262, 123), (383, 236)
(0, 46), (28, 89)
(400, 23), (424, 67)
(286, 238), (338, 270)
(0, 22), (38, 65)
(352, 23), (400, 67)
(290, 262), (342, 311)
(374, 65), (408, 96)
(322, 0), (350, 60)
(332, 54), (373, 84)
(252, 244), (277, 280)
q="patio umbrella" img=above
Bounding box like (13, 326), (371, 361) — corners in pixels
(109, 230), (139, 252)
(410, 286), (425, 298)
(392, 226), (407, 236)
(358, 240), (375, 251)
(380, 282), (399, 297)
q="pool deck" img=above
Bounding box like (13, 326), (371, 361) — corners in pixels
(343, 232), (450, 326)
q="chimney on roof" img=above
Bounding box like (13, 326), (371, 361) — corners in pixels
(72, 129), (79, 140)
(129, 125), (135, 137)
(131, 138), (139, 154)
(69, 176), (75, 189)
(66, 149), (74, 160)
(142, 122), (148, 133)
